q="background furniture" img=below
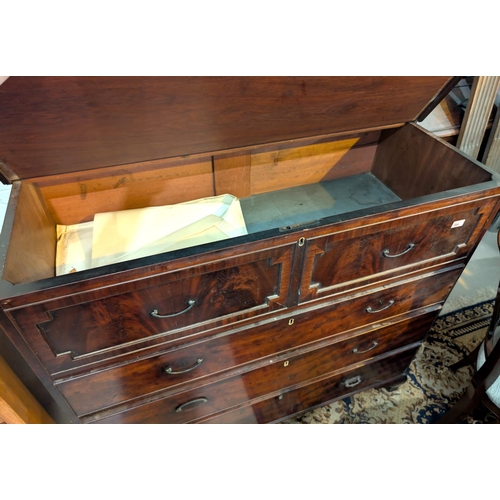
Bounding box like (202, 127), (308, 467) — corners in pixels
(0, 355), (53, 424)
(456, 76), (500, 162)
(437, 230), (500, 423)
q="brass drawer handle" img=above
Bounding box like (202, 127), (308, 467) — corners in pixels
(352, 341), (379, 354)
(382, 243), (415, 258)
(151, 299), (196, 318)
(366, 299), (394, 313)
(164, 358), (204, 375)
(175, 397), (208, 412)
(344, 375), (362, 388)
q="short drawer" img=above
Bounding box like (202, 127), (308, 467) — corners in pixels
(91, 346), (418, 424)
(299, 199), (495, 302)
(8, 244), (295, 373)
(58, 306), (438, 416)
(199, 348), (417, 424)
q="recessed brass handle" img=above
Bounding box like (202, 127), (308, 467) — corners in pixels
(344, 375), (362, 388)
(151, 299), (196, 318)
(175, 397), (208, 412)
(382, 243), (415, 258)
(164, 358), (204, 375)
(352, 341), (379, 354)
(366, 299), (394, 313)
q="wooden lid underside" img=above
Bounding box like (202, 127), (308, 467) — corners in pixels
(0, 76), (454, 180)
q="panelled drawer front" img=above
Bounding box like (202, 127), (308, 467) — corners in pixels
(8, 244), (295, 373)
(58, 308), (438, 416)
(92, 346), (418, 424)
(199, 348), (417, 424)
(299, 199), (496, 303)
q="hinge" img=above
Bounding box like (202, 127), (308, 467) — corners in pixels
(0, 159), (19, 185)
(279, 219), (320, 232)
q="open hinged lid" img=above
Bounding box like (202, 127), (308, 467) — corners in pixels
(0, 76), (457, 181)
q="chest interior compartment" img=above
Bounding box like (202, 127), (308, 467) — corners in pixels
(0, 121), (492, 287)
(0, 76), (497, 292)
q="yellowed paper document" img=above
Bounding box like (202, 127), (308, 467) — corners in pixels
(55, 194), (248, 275)
(55, 221), (94, 275)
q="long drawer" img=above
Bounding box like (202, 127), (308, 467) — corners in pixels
(198, 348), (417, 424)
(299, 198), (496, 303)
(91, 346), (419, 424)
(57, 310), (436, 415)
(56, 264), (457, 415)
(7, 244), (295, 373)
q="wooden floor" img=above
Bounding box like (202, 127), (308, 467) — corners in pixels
(0, 355), (53, 424)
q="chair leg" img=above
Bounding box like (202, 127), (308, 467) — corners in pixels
(436, 386), (480, 424)
(449, 343), (482, 371)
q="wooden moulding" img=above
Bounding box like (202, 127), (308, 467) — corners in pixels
(483, 104), (500, 173)
(457, 76), (500, 160)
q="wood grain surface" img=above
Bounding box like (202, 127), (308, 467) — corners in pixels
(0, 77), (452, 179)
(91, 347), (419, 424)
(58, 309), (438, 417)
(198, 349), (417, 424)
(0, 355), (53, 424)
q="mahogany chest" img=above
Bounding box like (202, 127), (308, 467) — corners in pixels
(0, 77), (499, 424)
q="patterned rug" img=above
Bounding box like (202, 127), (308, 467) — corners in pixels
(283, 301), (498, 424)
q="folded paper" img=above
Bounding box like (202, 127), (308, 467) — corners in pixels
(56, 194), (248, 275)
(55, 221), (94, 276)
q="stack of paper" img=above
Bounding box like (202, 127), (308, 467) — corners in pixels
(55, 194), (248, 276)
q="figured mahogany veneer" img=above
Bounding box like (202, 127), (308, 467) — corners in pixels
(92, 346), (420, 424)
(8, 253), (460, 378)
(7, 243), (294, 373)
(57, 296), (446, 417)
(300, 198), (497, 302)
(1, 77), (500, 424)
(198, 348), (418, 424)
